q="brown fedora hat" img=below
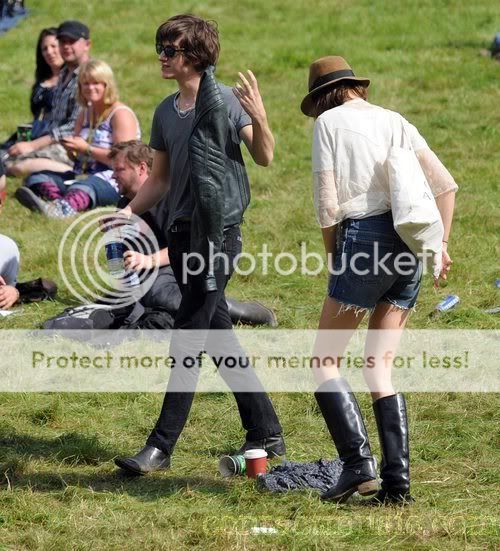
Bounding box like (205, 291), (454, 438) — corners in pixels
(301, 56), (370, 117)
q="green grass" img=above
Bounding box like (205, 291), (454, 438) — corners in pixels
(0, 0), (499, 549)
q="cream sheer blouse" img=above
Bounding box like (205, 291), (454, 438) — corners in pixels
(312, 99), (458, 228)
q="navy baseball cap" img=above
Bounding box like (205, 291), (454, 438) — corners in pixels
(57, 20), (90, 40)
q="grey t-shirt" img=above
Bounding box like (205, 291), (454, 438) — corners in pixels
(149, 84), (251, 231)
(0, 234), (20, 286)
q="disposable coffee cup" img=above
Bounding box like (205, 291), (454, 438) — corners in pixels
(244, 449), (268, 478)
(218, 454), (246, 477)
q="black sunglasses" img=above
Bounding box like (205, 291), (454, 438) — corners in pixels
(155, 43), (186, 58)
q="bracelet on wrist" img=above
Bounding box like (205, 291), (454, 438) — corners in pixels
(86, 144), (93, 156)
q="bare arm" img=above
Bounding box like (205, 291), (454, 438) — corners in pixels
(111, 107), (139, 145)
(87, 107), (139, 167)
(435, 190), (455, 243)
(123, 149), (170, 217)
(8, 133), (54, 156)
(434, 190), (455, 284)
(234, 70), (275, 166)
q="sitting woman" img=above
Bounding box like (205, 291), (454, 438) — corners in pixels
(16, 59), (140, 218)
(1, 27), (63, 152)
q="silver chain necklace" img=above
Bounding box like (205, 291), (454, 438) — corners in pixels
(174, 92), (195, 119)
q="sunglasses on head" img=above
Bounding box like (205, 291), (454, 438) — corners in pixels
(155, 43), (186, 58)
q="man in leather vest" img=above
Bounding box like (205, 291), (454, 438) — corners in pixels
(110, 139), (277, 326)
(114, 14), (285, 475)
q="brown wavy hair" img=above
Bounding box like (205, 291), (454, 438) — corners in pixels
(155, 14), (219, 71)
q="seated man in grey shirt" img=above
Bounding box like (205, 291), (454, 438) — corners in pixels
(114, 14), (285, 476)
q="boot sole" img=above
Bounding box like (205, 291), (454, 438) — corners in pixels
(357, 479), (379, 496)
(322, 479), (379, 503)
(365, 491), (415, 506)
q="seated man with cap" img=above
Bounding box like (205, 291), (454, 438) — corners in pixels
(6, 20), (91, 178)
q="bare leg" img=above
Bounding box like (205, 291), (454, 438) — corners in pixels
(311, 297), (367, 386)
(0, 175), (5, 193)
(364, 302), (411, 402)
(6, 159), (72, 178)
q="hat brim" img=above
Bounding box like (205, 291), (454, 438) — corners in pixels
(301, 76), (370, 117)
(57, 31), (87, 40)
(57, 33), (78, 39)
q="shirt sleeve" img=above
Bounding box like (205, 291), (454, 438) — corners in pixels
(416, 148), (459, 197)
(402, 118), (428, 152)
(402, 116), (458, 197)
(313, 171), (341, 228)
(149, 106), (166, 151)
(50, 97), (80, 141)
(312, 117), (341, 227)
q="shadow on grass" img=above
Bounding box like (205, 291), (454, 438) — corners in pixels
(1, 469), (229, 501)
(0, 430), (229, 499)
(0, 430), (115, 465)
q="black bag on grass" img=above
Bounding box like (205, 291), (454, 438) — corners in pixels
(42, 302), (174, 330)
(16, 278), (57, 303)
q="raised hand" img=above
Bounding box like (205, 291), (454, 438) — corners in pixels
(233, 70), (267, 122)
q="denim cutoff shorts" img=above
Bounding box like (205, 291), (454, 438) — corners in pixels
(328, 211), (422, 311)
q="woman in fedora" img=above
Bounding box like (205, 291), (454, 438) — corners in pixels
(302, 56), (458, 504)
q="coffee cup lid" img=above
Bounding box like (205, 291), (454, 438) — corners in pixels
(244, 449), (268, 459)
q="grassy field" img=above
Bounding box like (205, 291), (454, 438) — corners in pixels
(0, 0), (499, 549)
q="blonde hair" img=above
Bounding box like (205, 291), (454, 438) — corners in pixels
(77, 59), (119, 107)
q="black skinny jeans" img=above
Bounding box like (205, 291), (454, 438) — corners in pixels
(147, 225), (282, 455)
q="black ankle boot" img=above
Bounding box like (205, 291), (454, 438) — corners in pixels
(236, 433), (286, 458)
(315, 378), (378, 503)
(226, 298), (278, 327)
(115, 445), (171, 476)
(368, 393), (413, 505)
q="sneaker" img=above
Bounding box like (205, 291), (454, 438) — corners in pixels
(14, 186), (48, 213)
(45, 199), (77, 219)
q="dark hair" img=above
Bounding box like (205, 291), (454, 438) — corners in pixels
(155, 14), (219, 71)
(311, 82), (368, 117)
(34, 27), (59, 84)
(109, 140), (154, 171)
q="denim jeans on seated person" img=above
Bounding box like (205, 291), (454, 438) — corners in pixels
(25, 170), (120, 208)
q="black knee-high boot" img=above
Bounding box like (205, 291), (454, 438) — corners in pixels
(369, 393), (414, 505)
(314, 378), (378, 503)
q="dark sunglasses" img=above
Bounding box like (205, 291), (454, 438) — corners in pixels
(155, 43), (186, 58)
